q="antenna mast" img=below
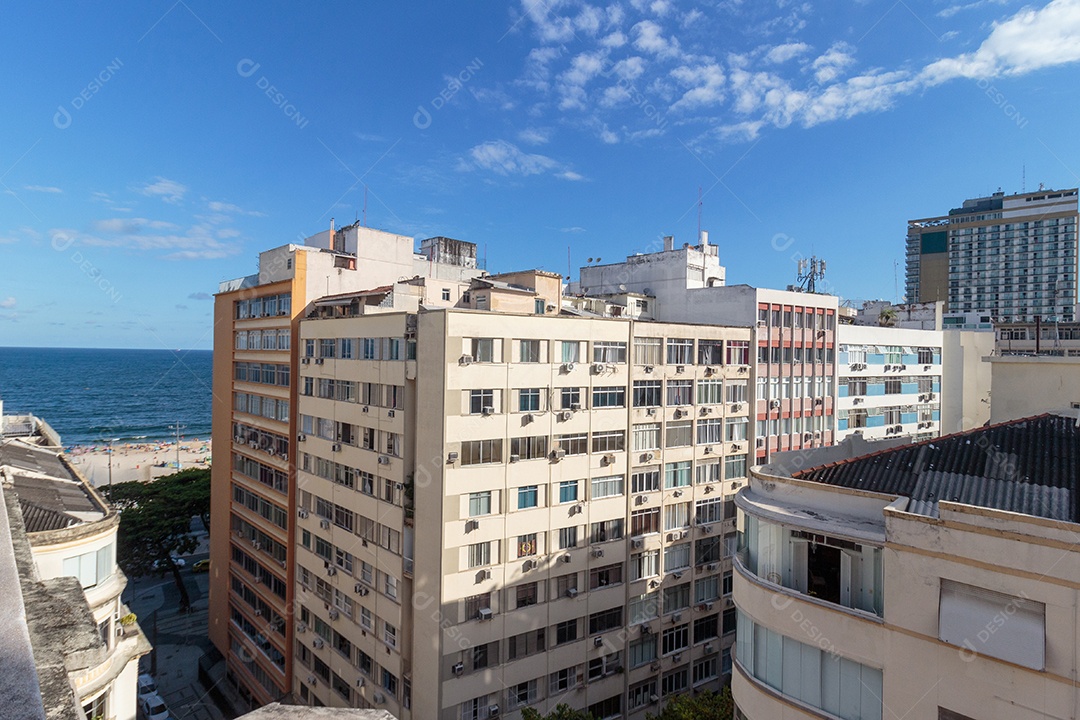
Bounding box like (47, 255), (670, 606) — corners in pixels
(697, 186), (702, 240)
(795, 256), (827, 294)
(362, 185), (368, 226)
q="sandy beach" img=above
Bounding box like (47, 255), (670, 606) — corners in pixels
(67, 439), (212, 487)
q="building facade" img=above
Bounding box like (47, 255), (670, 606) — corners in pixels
(732, 413), (1080, 720)
(289, 308), (752, 718)
(835, 325), (942, 443)
(905, 188), (1079, 321)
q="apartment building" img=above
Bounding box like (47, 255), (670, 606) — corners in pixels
(905, 187), (1079, 321)
(835, 325), (942, 442)
(289, 307), (753, 719)
(0, 416), (150, 720)
(577, 246), (839, 465)
(210, 224), (482, 708)
(732, 412), (1080, 720)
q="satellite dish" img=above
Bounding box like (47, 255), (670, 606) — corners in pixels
(618, 284), (627, 292)
(596, 257), (602, 262)
(587, 257), (594, 263)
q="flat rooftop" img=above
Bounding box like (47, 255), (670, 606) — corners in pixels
(794, 413), (1080, 521)
(0, 440), (106, 531)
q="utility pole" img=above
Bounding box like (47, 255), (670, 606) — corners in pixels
(168, 422), (186, 470)
(107, 438), (118, 490)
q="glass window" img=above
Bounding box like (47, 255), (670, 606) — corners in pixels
(561, 387), (582, 410)
(592, 386), (625, 408)
(664, 461), (691, 488)
(559, 480), (579, 504)
(698, 379), (724, 405)
(633, 380), (662, 407)
(590, 475), (624, 499)
(561, 341), (580, 363)
(665, 422), (693, 448)
(593, 341), (627, 363)
(632, 423), (661, 451)
(468, 492), (491, 517)
(520, 340), (541, 363)
(592, 430), (625, 453)
(666, 338), (694, 365)
(698, 340), (723, 365)
(517, 486), (539, 509)
(518, 388), (541, 412)
(667, 380), (693, 406)
(631, 468), (660, 493)
(634, 337), (662, 365)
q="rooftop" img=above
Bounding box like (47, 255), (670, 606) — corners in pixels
(0, 440), (106, 531)
(793, 413), (1080, 521)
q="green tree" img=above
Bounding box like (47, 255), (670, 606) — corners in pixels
(522, 705), (595, 720)
(878, 306), (898, 327)
(646, 686), (735, 720)
(102, 468), (210, 611)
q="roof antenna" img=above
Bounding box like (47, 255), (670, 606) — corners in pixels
(1022, 164), (1026, 194)
(697, 186), (702, 241)
(362, 185), (368, 226)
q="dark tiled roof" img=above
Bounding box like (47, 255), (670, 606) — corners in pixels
(18, 500), (79, 533)
(794, 414), (1080, 521)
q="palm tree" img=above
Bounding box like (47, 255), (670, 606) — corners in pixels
(878, 307), (898, 327)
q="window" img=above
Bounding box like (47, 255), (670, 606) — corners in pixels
(633, 380), (662, 407)
(556, 433), (588, 455)
(590, 518), (624, 543)
(508, 629), (546, 661)
(631, 468), (660, 493)
(520, 339), (541, 363)
(695, 537), (722, 565)
(469, 492), (492, 517)
(631, 550), (660, 580)
(555, 619), (579, 645)
(629, 634), (658, 668)
(442, 288), (452, 301)
(549, 665), (581, 694)
(631, 508), (660, 535)
(664, 461), (691, 489)
(697, 339), (723, 365)
(559, 480), (579, 504)
(695, 498), (724, 524)
(698, 379), (724, 405)
(62, 545), (113, 589)
(918, 347), (936, 364)
(666, 338), (694, 365)
(697, 418), (723, 444)
(591, 475), (625, 498)
(460, 439), (502, 465)
(885, 378), (902, 394)
(592, 430), (625, 453)
(589, 563), (623, 589)
(664, 544), (690, 573)
(667, 380), (693, 406)
(469, 389), (495, 414)
(696, 460), (720, 485)
(555, 573), (578, 599)
(535, 298), (546, 314)
(939, 580), (1045, 669)
(593, 341), (627, 363)
(517, 486), (539, 510)
(467, 542), (492, 568)
(725, 417), (748, 442)
(518, 388), (542, 412)
(724, 454), (747, 480)
(662, 667), (689, 696)
(665, 421), (692, 447)
(589, 607), (624, 634)
(664, 502), (690, 530)
(507, 680), (538, 710)
(510, 435), (548, 460)
(696, 575), (719, 604)
(592, 386), (625, 408)
(561, 387), (582, 409)
(662, 624), (689, 655)
(558, 526), (579, 549)
(632, 423), (660, 452)
(518, 533), (538, 558)
(629, 591), (660, 624)
(726, 380), (748, 403)
(726, 340), (749, 365)
(634, 337), (662, 365)
(470, 338), (495, 363)
(561, 340), (581, 363)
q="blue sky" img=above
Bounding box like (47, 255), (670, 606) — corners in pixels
(1, 0), (1079, 349)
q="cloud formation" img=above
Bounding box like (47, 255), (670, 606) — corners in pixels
(463, 140), (584, 180)
(138, 177), (188, 204)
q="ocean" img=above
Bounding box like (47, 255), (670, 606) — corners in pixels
(0, 347), (213, 446)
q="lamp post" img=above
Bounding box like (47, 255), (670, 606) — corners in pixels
(168, 422), (186, 470)
(107, 438), (119, 490)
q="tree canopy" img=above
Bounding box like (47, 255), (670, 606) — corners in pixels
(646, 687), (735, 720)
(522, 705), (594, 720)
(102, 468), (210, 610)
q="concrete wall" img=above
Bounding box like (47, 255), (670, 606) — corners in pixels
(940, 330), (993, 433)
(988, 356), (1080, 423)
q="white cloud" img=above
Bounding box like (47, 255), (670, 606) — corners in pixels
(518, 127), (552, 145)
(0, 297), (15, 308)
(938, 0), (1008, 19)
(811, 42), (856, 84)
(557, 50), (608, 109)
(632, 20), (682, 59)
(670, 62), (726, 110)
(680, 8), (705, 28)
(24, 185), (62, 193)
(464, 140), (583, 180)
(764, 42), (811, 64)
(93, 218), (178, 234)
(207, 200), (265, 216)
(138, 177), (188, 204)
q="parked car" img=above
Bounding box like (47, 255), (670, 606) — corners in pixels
(151, 556), (186, 570)
(192, 559), (210, 573)
(139, 693), (170, 720)
(136, 673), (157, 702)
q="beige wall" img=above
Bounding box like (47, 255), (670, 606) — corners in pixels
(989, 355), (1080, 423)
(940, 330), (993, 433)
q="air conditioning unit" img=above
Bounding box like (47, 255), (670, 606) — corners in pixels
(552, 448), (566, 460)
(355, 583), (369, 595)
(478, 607), (493, 621)
(566, 588), (579, 598)
(481, 406), (495, 416)
(387, 410), (395, 418)
(301, 357), (310, 364)
(594, 636), (604, 647)
(602, 453), (615, 465)
(703, 446), (712, 454)
(315, 358), (324, 365)
(563, 362), (576, 372)
(672, 652), (682, 662)
(328, 608), (339, 620)
(326, 566), (337, 576)
(312, 637), (324, 649)
(700, 407), (712, 416)
(465, 519), (479, 532)
(644, 365), (655, 373)
(642, 452), (655, 462)
(523, 559), (536, 571)
(673, 408), (684, 418)
(488, 705), (500, 717)
(591, 362), (605, 374)
(452, 662), (464, 675)
(703, 486), (714, 495)
(356, 677), (365, 688)
(460, 355), (474, 365)
(307, 674), (317, 685)
(732, 402), (742, 412)
(636, 494), (650, 505)
(675, 365), (685, 373)
(650, 694), (660, 703)
(705, 366), (717, 376)
(320, 518), (330, 529)
(769, 399), (781, 409)
(254, 608), (263, 617)
(362, 406), (369, 413)
(704, 642), (714, 653)
(331, 443), (342, 452)
(706, 563), (718, 571)
(561, 554), (572, 563)
(373, 692), (385, 704)
(378, 455), (391, 465)
(478, 569), (491, 581)
(631, 537), (645, 549)
(298, 508), (309, 519)
(559, 410), (573, 421)
(592, 548), (604, 558)
(447, 451), (459, 463)
(297, 621), (307, 633)
(570, 402), (582, 411)
(650, 661), (662, 672)
(673, 571), (684, 579)
(641, 624), (652, 634)
(755, 437), (765, 448)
